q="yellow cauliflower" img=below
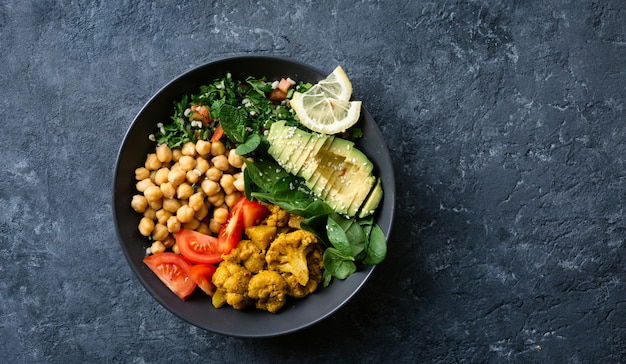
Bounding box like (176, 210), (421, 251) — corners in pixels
(247, 270), (288, 313)
(265, 230), (324, 298)
(223, 239), (265, 273)
(263, 203), (290, 228)
(211, 261), (252, 310)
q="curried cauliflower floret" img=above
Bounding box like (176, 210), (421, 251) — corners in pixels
(222, 239), (265, 273)
(263, 204), (290, 228)
(266, 230), (324, 298)
(211, 261), (252, 310)
(247, 270), (288, 313)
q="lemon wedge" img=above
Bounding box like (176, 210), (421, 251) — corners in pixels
(290, 66), (362, 134)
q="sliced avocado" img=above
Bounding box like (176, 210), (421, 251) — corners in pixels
(300, 136), (334, 181)
(267, 120), (288, 158)
(278, 130), (311, 174)
(358, 177), (383, 218)
(347, 175), (377, 216)
(291, 132), (328, 176)
(266, 121), (381, 217)
(326, 165), (376, 215)
(310, 137), (354, 198)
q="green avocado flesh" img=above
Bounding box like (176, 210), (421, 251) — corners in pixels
(267, 120), (382, 217)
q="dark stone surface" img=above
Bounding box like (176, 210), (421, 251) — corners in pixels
(1, 0), (624, 362)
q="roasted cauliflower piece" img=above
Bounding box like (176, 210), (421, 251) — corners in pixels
(223, 239), (265, 273)
(211, 261), (252, 310)
(264, 203), (290, 228)
(266, 230), (324, 298)
(245, 225), (277, 251)
(248, 270), (288, 313)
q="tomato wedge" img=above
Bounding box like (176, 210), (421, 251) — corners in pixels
(143, 252), (196, 300)
(241, 198), (270, 228)
(218, 197), (246, 255)
(176, 228), (223, 264)
(189, 264), (218, 296)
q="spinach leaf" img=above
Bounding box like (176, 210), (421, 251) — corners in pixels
(326, 215), (353, 256)
(323, 248), (356, 280)
(363, 223), (387, 265)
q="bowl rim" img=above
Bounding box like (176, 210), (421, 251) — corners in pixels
(112, 54), (395, 337)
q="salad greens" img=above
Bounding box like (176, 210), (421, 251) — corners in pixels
(154, 72), (386, 286)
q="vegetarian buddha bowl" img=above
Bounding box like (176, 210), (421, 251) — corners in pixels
(113, 55), (395, 337)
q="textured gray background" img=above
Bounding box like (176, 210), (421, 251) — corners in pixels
(1, 0), (625, 363)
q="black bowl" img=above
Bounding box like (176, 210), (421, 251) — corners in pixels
(112, 55), (395, 337)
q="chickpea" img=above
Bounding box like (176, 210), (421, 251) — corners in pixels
(212, 155), (230, 171)
(201, 179), (220, 196)
(195, 140), (211, 156)
(211, 140), (226, 156)
(154, 167), (170, 185)
(152, 223), (169, 241)
(145, 153), (162, 170)
(209, 218), (221, 234)
(207, 191), (225, 207)
(172, 148), (183, 162)
(195, 157), (210, 174)
(177, 183), (194, 200)
(163, 235), (176, 248)
(196, 222), (211, 235)
(171, 243), (181, 255)
(205, 166), (222, 181)
(225, 191), (242, 208)
(131, 194), (148, 213)
(156, 143), (173, 163)
(195, 202), (209, 221)
(155, 209), (172, 225)
(213, 206), (229, 225)
(166, 215), (181, 233)
(160, 182), (176, 199)
(143, 207), (157, 220)
(138, 217), (155, 236)
(176, 205), (195, 223)
(136, 178), (155, 193)
(186, 169), (202, 184)
(135, 167), (150, 180)
(181, 141), (197, 157)
(220, 174), (236, 195)
(144, 185), (163, 203)
(189, 192), (205, 212)
(228, 149), (244, 168)
(168, 169), (186, 186)
(150, 240), (166, 255)
(233, 175), (245, 192)
(178, 155), (196, 171)
(148, 199), (163, 211)
(183, 218), (200, 230)
(162, 198), (182, 213)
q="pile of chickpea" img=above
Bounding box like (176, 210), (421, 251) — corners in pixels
(130, 139), (247, 255)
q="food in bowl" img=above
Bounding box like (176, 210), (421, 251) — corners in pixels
(129, 66), (387, 313)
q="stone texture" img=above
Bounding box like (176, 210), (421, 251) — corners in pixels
(1, 0), (625, 362)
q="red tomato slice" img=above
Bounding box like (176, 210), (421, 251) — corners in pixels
(143, 252), (196, 301)
(218, 197), (246, 254)
(189, 264), (218, 296)
(241, 199), (270, 228)
(176, 228), (223, 265)
(210, 124), (224, 142)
